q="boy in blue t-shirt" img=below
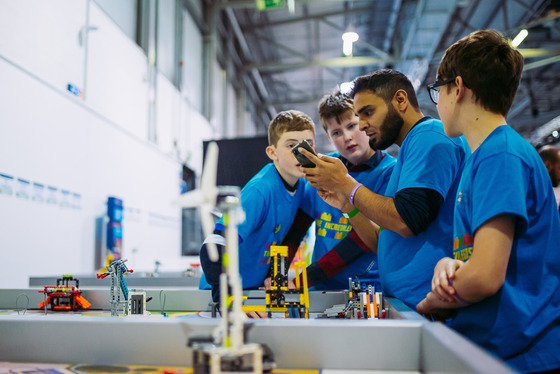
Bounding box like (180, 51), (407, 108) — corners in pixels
(286, 90), (395, 290)
(199, 110), (315, 303)
(417, 30), (560, 373)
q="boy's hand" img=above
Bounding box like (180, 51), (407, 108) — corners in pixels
(261, 277), (298, 290)
(287, 278), (298, 289)
(432, 257), (463, 302)
(245, 311), (268, 319)
(260, 277), (272, 290)
(299, 148), (352, 193)
(416, 291), (454, 320)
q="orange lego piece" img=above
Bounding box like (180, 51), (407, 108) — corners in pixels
(38, 296), (51, 309)
(74, 294), (91, 309)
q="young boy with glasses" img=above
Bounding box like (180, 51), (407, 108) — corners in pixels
(417, 30), (560, 373)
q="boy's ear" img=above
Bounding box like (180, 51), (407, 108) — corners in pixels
(266, 145), (278, 162)
(455, 76), (468, 102)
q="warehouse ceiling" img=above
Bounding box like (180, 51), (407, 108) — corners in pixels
(191, 0), (560, 150)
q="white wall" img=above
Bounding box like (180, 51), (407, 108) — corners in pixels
(181, 9), (203, 112)
(0, 1), (86, 94)
(157, 0), (177, 84)
(86, 3), (149, 139)
(0, 0), (213, 288)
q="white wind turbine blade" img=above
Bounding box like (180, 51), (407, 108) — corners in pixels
(200, 142), (218, 196)
(172, 189), (204, 208)
(200, 142), (220, 261)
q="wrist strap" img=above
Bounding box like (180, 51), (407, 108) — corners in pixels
(343, 207), (359, 219)
(454, 292), (471, 305)
(348, 207), (359, 218)
(349, 183), (363, 206)
(449, 279), (471, 305)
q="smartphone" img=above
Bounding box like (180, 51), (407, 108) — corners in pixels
(292, 140), (317, 168)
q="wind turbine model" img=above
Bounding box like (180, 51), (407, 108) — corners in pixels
(174, 142), (267, 373)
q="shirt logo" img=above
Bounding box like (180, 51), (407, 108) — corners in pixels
(315, 211), (352, 239)
(453, 233), (474, 261)
(274, 224), (281, 234)
(320, 212), (332, 222)
(457, 190), (463, 204)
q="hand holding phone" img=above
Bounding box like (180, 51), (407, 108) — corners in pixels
(292, 140), (317, 168)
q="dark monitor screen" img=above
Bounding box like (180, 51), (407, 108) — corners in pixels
(203, 136), (271, 188)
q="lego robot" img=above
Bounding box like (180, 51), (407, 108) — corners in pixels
(241, 245), (310, 319)
(97, 259), (149, 317)
(322, 277), (385, 319)
(38, 275), (91, 311)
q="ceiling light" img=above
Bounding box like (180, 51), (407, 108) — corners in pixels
(343, 40), (354, 56)
(511, 29), (528, 48)
(342, 25), (359, 57)
(342, 30), (359, 43)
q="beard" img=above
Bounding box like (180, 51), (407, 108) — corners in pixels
(368, 104), (404, 150)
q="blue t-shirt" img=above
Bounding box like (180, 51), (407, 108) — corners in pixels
(448, 125), (560, 373)
(378, 117), (470, 309)
(199, 163), (304, 289)
(300, 151), (396, 290)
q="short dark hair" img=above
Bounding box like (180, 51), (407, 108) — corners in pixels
(437, 29), (524, 117)
(318, 90), (354, 134)
(539, 145), (560, 164)
(268, 110), (315, 147)
(350, 69), (420, 109)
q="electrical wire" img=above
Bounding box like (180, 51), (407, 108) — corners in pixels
(159, 289), (167, 317)
(15, 294), (29, 315)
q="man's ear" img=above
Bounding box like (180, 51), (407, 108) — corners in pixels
(266, 145), (277, 162)
(544, 159), (553, 172)
(393, 89), (409, 113)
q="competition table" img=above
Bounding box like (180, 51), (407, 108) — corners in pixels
(28, 272), (202, 288)
(0, 287), (515, 373)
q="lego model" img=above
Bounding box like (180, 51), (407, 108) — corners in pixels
(97, 259), (149, 317)
(242, 245), (310, 319)
(38, 275), (91, 311)
(177, 142), (272, 374)
(322, 277), (385, 319)
(126, 290), (151, 316)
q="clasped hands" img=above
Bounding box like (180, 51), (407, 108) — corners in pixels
(416, 257), (466, 320)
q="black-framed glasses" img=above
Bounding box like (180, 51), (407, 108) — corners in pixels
(426, 77), (456, 105)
